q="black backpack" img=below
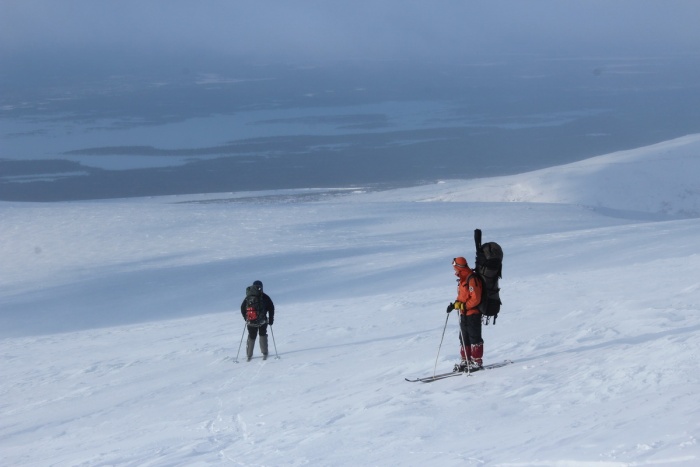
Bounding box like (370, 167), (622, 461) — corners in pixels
(474, 229), (503, 324)
(245, 285), (267, 327)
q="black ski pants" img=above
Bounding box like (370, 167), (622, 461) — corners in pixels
(247, 324), (268, 340)
(459, 313), (483, 348)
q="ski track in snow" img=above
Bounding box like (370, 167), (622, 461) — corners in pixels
(2, 135), (700, 465)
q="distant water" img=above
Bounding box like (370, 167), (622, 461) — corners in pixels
(2, 56), (700, 201)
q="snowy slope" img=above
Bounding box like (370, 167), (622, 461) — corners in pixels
(375, 134), (700, 219)
(1, 136), (700, 466)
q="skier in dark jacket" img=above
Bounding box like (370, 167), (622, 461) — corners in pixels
(240, 280), (275, 361)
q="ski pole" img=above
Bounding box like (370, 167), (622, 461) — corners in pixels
(269, 324), (280, 360)
(234, 323), (247, 363)
(433, 312), (451, 377)
(458, 316), (471, 375)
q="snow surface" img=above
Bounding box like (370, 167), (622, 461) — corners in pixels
(2, 135), (700, 466)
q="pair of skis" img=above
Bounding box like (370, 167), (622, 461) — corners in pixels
(405, 359), (513, 383)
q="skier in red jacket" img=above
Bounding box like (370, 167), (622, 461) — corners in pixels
(446, 256), (484, 370)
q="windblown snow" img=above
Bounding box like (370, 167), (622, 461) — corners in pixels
(2, 135), (699, 466)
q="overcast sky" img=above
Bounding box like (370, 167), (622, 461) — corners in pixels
(2, 1), (699, 66)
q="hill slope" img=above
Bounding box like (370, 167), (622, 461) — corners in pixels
(379, 134), (700, 219)
(2, 136), (700, 466)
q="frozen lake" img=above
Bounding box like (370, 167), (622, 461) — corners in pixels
(2, 55), (700, 200)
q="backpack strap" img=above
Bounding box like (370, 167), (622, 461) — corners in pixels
(466, 273), (481, 290)
(465, 273), (483, 311)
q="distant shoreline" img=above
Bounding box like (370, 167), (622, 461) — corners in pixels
(3, 57), (700, 201)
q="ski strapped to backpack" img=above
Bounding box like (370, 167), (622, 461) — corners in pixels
(473, 229), (503, 325)
(245, 284), (267, 327)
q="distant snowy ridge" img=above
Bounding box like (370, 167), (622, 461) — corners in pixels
(399, 134), (700, 217)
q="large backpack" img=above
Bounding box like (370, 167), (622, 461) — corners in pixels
(245, 285), (267, 327)
(473, 229), (503, 324)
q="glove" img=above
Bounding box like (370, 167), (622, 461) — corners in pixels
(268, 316), (274, 326)
(446, 302), (455, 313)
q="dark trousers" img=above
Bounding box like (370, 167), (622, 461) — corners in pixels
(247, 324), (268, 340)
(459, 313), (483, 348)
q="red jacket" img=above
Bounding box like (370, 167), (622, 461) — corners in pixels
(455, 268), (482, 316)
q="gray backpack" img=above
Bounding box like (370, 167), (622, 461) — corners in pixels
(244, 285), (267, 327)
(474, 229), (503, 324)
